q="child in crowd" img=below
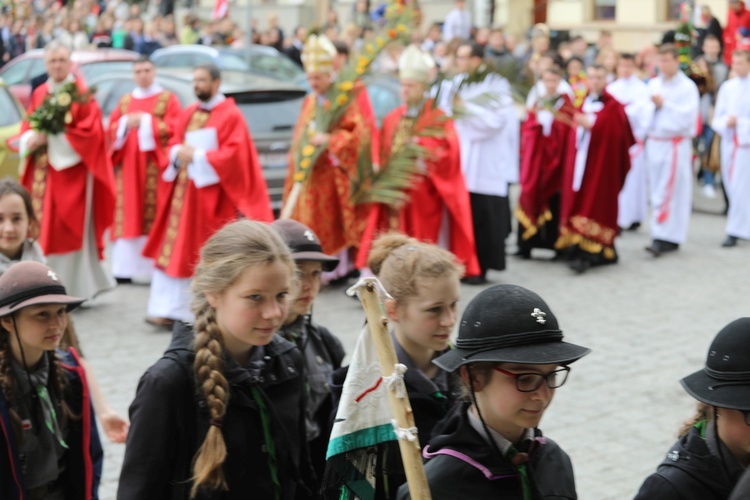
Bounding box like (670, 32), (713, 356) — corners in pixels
(635, 318), (750, 499)
(271, 219), (345, 480)
(0, 261), (103, 499)
(328, 233), (465, 499)
(118, 220), (313, 499)
(0, 178), (128, 443)
(399, 284), (591, 499)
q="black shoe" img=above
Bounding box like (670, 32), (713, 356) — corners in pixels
(462, 275), (489, 286)
(722, 235), (738, 248)
(645, 241), (663, 257)
(568, 258), (591, 274)
(661, 241), (679, 253)
(513, 248), (531, 260)
(115, 277), (133, 285)
(626, 222), (641, 232)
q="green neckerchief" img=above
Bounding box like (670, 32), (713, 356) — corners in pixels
(250, 386), (281, 500)
(694, 419), (708, 438)
(505, 444), (531, 500)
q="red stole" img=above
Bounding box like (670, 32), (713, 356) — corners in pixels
(20, 78), (116, 258)
(357, 100), (480, 276)
(143, 98), (273, 278)
(557, 91), (634, 254)
(108, 90), (182, 240)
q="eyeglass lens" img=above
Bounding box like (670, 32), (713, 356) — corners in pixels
(516, 368), (569, 392)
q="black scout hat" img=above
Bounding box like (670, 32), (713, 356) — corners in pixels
(0, 261), (84, 317)
(434, 284), (591, 372)
(271, 219), (340, 272)
(680, 318), (750, 411)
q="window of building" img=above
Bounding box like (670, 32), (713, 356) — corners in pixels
(667, 0), (684, 20)
(594, 0), (616, 20)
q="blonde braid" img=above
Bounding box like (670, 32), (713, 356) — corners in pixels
(190, 301), (230, 497)
(49, 350), (76, 423)
(0, 330), (23, 443)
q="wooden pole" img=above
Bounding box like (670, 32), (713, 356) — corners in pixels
(280, 181), (302, 219)
(355, 280), (432, 500)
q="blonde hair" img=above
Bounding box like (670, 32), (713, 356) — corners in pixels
(189, 220), (296, 497)
(678, 402), (712, 437)
(367, 233), (464, 303)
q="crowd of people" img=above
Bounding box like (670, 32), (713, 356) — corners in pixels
(0, 0), (749, 498)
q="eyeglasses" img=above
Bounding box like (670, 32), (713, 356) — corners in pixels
(492, 366), (571, 392)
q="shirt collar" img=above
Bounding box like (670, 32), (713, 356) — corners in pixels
(198, 93), (226, 111)
(46, 73), (75, 94)
(132, 82), (164, 99)
(467, 405), (534, 456)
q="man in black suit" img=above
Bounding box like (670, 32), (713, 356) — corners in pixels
(285, 26), (307, 67)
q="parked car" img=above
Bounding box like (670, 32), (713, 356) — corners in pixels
(361, 74), (401, 127)
(0, 49), (139, 108)
(150, 45), (308, 89)
(89, 69), (306, 212)
(0, 79), (24, 179)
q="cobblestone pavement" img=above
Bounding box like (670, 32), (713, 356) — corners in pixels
(73, 190), (749, 500)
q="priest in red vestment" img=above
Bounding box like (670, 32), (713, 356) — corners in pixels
(19, 41), (116, 300)
(357, 45), (480, 277)
(142, 63), (273, 326)
(517, 66), (575, 259)
(108, 56), (181, 284)
(283, 35), (375, 281)
(556, 64), (634, 274)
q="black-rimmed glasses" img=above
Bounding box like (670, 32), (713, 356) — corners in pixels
(492, 366), (571, 392)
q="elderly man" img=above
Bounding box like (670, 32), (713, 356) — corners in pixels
(644, 44), (700, 256)
(108, 55), (182, 284)
(712, 49), (750, 248)
(357, 45), (480, 276)
(142, 63), (272, 327)
(19, 41), (116, 300)
(282, 35), (375, 280)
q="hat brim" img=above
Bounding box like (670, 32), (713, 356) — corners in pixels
(434, 341), (591, 372)
(0, 294), (85, 317)
(292, 251), (340, 272)
(680, 370), (750, 411)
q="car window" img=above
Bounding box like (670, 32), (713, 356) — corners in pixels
(248, 54), (299, 80)
(366, 81), (400, 127)
(28, 58), (46, 80)
(233, 92), (303, 137)
(193, 54), (214, 67)
(0, 88), (21, 126)
(94, 78), (121, 116)
(0, 60), (32, 86)
(217, 54), (250, 72)
(80, 61), (135, 82)
(156, 54), (195, 68)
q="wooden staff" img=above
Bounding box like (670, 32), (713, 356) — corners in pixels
(354, 279), (432, 500)
(280, 181), (302, 219)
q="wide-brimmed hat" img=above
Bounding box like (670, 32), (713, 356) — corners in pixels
(271, 219), (340, 272)
(680, 318), (750, 411)
(0, 261), (84, 317)
(434, 284), (591, 372)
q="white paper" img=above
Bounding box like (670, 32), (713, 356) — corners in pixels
(185, 128), (218, 151)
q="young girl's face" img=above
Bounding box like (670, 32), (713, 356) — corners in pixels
(209, 261), (291, 358)
(2, 304), (67, 364)
(476, 362), (559, 441)
(717, 408), (750, 464)
(289, 260), (323, 319)
(0, 193), (32, 260)
(391, 273), (460, 355)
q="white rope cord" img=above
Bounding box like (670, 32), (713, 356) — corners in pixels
(346, 277), (395, 302)
(391, 419), (419, 442)
(383, 363), (408, 398)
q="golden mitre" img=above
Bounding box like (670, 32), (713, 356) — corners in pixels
(302, 34), (337, 73)
(398, 44), (435, 84)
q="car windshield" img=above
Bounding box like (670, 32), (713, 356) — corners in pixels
(0, 89), (21, 127)
(80, 61), (136, 82)
(217, 54), (251, 72)
(232, 91), (304, 137)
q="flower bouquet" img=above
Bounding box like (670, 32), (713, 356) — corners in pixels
(28, 81), (95, 135)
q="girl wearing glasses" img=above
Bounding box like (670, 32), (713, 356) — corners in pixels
(398, 284), (591, 499)
(635, 318), (750, 499)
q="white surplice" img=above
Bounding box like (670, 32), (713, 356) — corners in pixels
(571, 96), (603, 193)
(607, 75), (651, 228)
(712, 74), (750, 239)
(645, 72), (700, 244)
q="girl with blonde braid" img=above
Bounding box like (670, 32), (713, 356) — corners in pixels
(118, 220), (313, 499)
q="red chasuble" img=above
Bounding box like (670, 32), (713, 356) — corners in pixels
(20, 78), (116, 258)
(108, 91), (181, 240)
(283, 83), (375, 256)
(356, 100), (480, 276)
(517, 95), (574, 241)
(557, 91), (634, 257)
(143, 98), (273, 278)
